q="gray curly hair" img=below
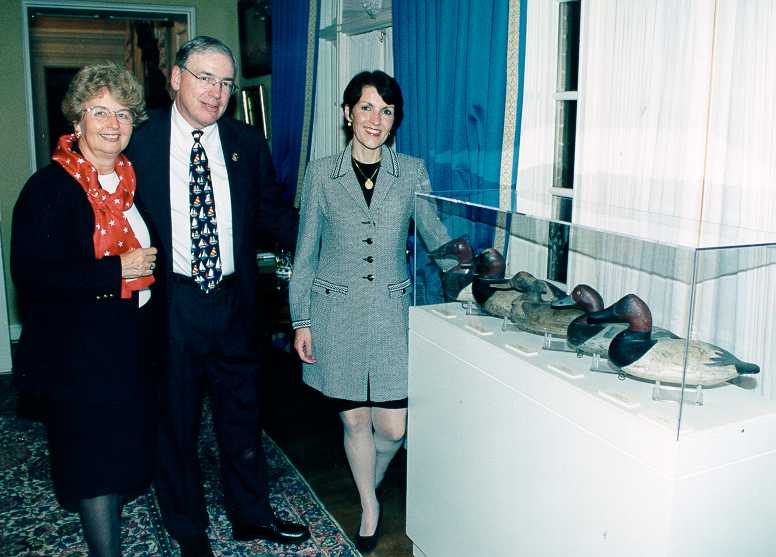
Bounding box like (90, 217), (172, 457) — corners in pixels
(61, 62), (148, 126)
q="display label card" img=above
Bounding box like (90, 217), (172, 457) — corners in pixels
(431, 308), (457, 319)
(598, 390), (641, 409)
(546, 363), (584, 380)
(504, 343), (538, 357)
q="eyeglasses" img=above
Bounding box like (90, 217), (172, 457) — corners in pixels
(181, 65), (237, 95)
(83, 106), (134, 125)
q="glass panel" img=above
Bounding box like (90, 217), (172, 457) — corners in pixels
(414, 189), (776, 441)
(557, 0), (581, 92)
(548, 196), (573, 283)
(553, 101), (577, 189)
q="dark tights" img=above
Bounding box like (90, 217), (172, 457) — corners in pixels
(78, 493), (121, 557)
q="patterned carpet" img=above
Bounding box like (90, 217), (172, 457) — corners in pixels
(0, 400), (360, 557)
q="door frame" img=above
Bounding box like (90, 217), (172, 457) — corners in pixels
(21, 0), (196, 172)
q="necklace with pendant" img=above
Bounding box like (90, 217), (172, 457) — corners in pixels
(353, 158), (380, 190)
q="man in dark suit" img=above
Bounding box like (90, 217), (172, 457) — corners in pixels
(126, 36), (307, 557)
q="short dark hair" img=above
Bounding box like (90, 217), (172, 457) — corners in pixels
(174, 35), (236, 73)
(342, 70), (404, 136)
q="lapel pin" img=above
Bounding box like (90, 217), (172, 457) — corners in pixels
(231, 153), (239, 162)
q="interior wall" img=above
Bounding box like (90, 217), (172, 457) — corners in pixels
(0, 0), (240, 337)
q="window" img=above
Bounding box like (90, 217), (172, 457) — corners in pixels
(547, 0), (580, 283)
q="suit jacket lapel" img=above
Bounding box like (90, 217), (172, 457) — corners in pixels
(218, 119), (246, 261)
(133, 109), (174, 264)
(331, 143), (370, 217)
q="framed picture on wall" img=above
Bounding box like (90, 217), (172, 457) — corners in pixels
(238, 0), (272, 78)
(241, 85), (270, 140)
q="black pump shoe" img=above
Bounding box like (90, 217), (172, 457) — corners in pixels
(354, 505), (383, 554)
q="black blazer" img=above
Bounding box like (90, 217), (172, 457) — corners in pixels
(11, 163), (156, 403)
(125, 108), (297, 338)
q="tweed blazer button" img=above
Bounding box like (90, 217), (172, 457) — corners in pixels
(363, 237), (373, 244)
(364, 256), (374, 263)
(364, 274), (375, 281)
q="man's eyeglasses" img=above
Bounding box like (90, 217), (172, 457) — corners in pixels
(181, 65), (238, 95)
(83, 106), (134, 125)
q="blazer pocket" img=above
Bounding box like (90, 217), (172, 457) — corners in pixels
(312, 277), (349, 299)
(387, 278), (412, 299)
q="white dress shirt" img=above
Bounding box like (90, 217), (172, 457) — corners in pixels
(98, 172), (152, 308)
(169, 103), (235, 278)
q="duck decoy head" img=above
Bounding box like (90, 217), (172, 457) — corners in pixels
(473, 248), (506, 280)
(586, 293), (652, 333)
(428, 236), (474, 264)
(552, 284), (604, 311)
(510, 271), (539, 292)
(521, 279), (551, 303)
(490, 270), (536, 291)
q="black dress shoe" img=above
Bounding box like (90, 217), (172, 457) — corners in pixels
(354, 505), (383, 554)
(232, 516), (310, 544)
(176, 534), (214, 557)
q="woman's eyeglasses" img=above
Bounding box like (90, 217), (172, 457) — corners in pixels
(83, 106), (134, 125)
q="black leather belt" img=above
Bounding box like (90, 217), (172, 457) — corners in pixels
(170, 273), (237, 292)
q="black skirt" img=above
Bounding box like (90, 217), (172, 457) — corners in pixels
(325, 379), (408, 413)
(46, 393), (156, 512)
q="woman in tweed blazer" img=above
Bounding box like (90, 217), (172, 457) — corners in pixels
(289, 71), (449, 552)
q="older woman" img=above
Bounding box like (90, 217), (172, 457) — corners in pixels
(11, 62), (158, 557)
(289, 70), (450, 553)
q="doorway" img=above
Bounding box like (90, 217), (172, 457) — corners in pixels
(23, 1), (194, 169)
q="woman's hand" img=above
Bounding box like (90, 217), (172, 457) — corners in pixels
(294, 327), (317, 364)
(120, 247), (158, 279)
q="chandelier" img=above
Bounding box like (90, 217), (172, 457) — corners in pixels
(360, 0), (382, 19)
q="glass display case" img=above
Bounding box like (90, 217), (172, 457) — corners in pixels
(412, 189), (776, 439)
(406, 190), (776, 557)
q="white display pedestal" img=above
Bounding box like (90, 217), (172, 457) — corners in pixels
(406, 303), (776, 557)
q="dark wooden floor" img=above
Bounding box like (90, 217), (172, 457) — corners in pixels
(261, 344), (414, 556)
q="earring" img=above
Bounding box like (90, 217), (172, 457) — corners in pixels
(74, 130), (82, 139)
(347, 121), (352, 127)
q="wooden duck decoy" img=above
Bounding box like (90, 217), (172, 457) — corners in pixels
(428, 236), (474, 263)
(586, 293), (760, 386)
(428, 237), (475, 302)
(471, 248), (507, 305)
(505, 276), (581, 337)
(483, 271), (557, 318)
(551, 285), (679, 357)
(483, 290), (521, 318)
(492, 271), (566, 301)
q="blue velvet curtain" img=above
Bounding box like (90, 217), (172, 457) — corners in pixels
(393, 0), (517, 303)
(271, 0), (320, 204)
(393, 0), (511, 196)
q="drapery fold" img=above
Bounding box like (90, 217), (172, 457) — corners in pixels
(393, 0), (523, 302)
(393, 0), (510, 199)
(271, 0), (320, 205)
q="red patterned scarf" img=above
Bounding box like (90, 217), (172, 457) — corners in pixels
(51, 133), (154, 299)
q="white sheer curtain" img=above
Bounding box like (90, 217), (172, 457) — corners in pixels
(565, 0), (776, 397)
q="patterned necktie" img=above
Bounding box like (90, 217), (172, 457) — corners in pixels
(189, 129), (222, 292)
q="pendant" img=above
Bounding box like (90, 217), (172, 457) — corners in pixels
(365, 178), (374, 190)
